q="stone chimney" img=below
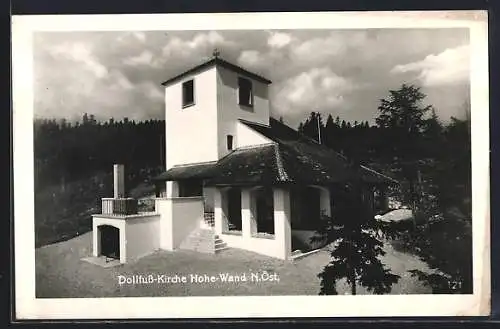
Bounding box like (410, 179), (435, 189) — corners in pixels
(113, 164), (125, 198)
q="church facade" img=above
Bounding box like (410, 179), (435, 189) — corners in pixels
(91, 55), (395, 264)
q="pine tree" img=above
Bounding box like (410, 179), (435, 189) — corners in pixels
(316, 171), (400, 295)
(375, 84), (433, 211)
(298, 122), (304, 133)
(325, 114), (334, 129)
(325, 114), (335, 147)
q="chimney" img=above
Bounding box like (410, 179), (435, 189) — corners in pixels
(113, 164), (125, 198)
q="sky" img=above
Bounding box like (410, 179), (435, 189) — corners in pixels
(33, 28), (470, 128)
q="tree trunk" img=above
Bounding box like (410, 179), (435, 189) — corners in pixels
(351, 273), (357, 295)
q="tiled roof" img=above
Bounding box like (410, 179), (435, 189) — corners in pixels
(152, 161), (217, 181)
(155, 118), (397, 186)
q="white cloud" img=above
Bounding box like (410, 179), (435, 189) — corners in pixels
(138, 81), (164, 100)
(391, 44), (470, 86)
(267, 32), (292, 49)
(132, 32), (146, 42)
(162, 31), (232, 58)
(238, 50), (263, 66)
(274, 67), (355, 115)
(291, 34), (346, 65)
(123, 50), (162, 68)
(40, 40), (163, 121)
(49, 42), (108, 79)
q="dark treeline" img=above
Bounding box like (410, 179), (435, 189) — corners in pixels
(34, 114), (165, 191)
(299, 84), (472, 294)
(297, 93), (471, 221)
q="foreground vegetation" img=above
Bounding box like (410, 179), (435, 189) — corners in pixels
(299, 84), (472, 294)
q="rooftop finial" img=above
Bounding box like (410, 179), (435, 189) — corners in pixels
(212, 48), (220, 59)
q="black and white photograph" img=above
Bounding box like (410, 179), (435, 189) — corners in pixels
(12, 11), (490, 319)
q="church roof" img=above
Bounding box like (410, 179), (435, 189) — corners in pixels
(161, 57), (272, 87)
(154, 118), (397, 186)
(152, 161), (217, 181)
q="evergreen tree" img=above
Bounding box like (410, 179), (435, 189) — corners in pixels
(325, 114), (335, 147)
(375, 84), (433, 211)
(316, 171), (400, 295)
(325, 114), (334, 130)
(298, 122), (304, 133)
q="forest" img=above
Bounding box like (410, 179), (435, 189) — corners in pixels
(34, 115), (165, 190)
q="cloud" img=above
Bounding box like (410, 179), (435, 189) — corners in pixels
(37, 39), (164, 121)
(34, 29), (470, 126)
(162, 31), (233, 59)
(267, 32), (293, 49)
(391, 44), (470, 86)
(132, 32), (146, 42)
(238, 50), (264, 66)
(274, 67), (355, 115)
(49, 42), (108, 79)
(123, 50), (162, 68)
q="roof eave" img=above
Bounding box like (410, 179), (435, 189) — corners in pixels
(161, 57), (272, 87)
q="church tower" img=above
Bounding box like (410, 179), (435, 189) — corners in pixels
(161, 52), (272, 171)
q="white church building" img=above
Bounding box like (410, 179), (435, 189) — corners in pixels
(90, 55), (394, 264)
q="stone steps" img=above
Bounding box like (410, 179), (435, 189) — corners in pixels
(179, 228), (227, 254)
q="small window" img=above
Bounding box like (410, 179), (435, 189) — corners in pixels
(238, 77), (253, 107)
(227, 135), (234, 151)
(182, 79), (195, 107)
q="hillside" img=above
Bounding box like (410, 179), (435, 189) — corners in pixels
(35, 166), (162, 248)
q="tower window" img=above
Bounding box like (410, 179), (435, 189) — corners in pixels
(238, 77), (253, 107)
(227, 135), (234, 151)
(182, 79), (195, 107)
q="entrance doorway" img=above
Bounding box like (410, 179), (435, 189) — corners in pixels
(99, 225), (120, 260)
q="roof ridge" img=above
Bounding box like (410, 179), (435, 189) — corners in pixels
(360, 164), (398, 183)
(234, 143), (276, 151)
(161, 57), (272, 86)
(238, 118), (271, 128)
(273, 144), (289, 182)
(172, 160), (218, 168)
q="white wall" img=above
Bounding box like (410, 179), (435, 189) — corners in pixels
(216, 66), (270, 158)
(219, 233), (280, 257)
(125, 215), (161, 260)
(156, 198), (173, 250)
(165, 66), (219, 169)
(156, 197), (205, 251)
(164, 63), (272, 168)
(235, 121), (273, 148)
(172, 197), (205, 248)
(203, 186), (215, 212)
(214, 187), (292, 260)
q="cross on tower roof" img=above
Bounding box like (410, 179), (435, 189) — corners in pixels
(212, 48), (220, 58)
